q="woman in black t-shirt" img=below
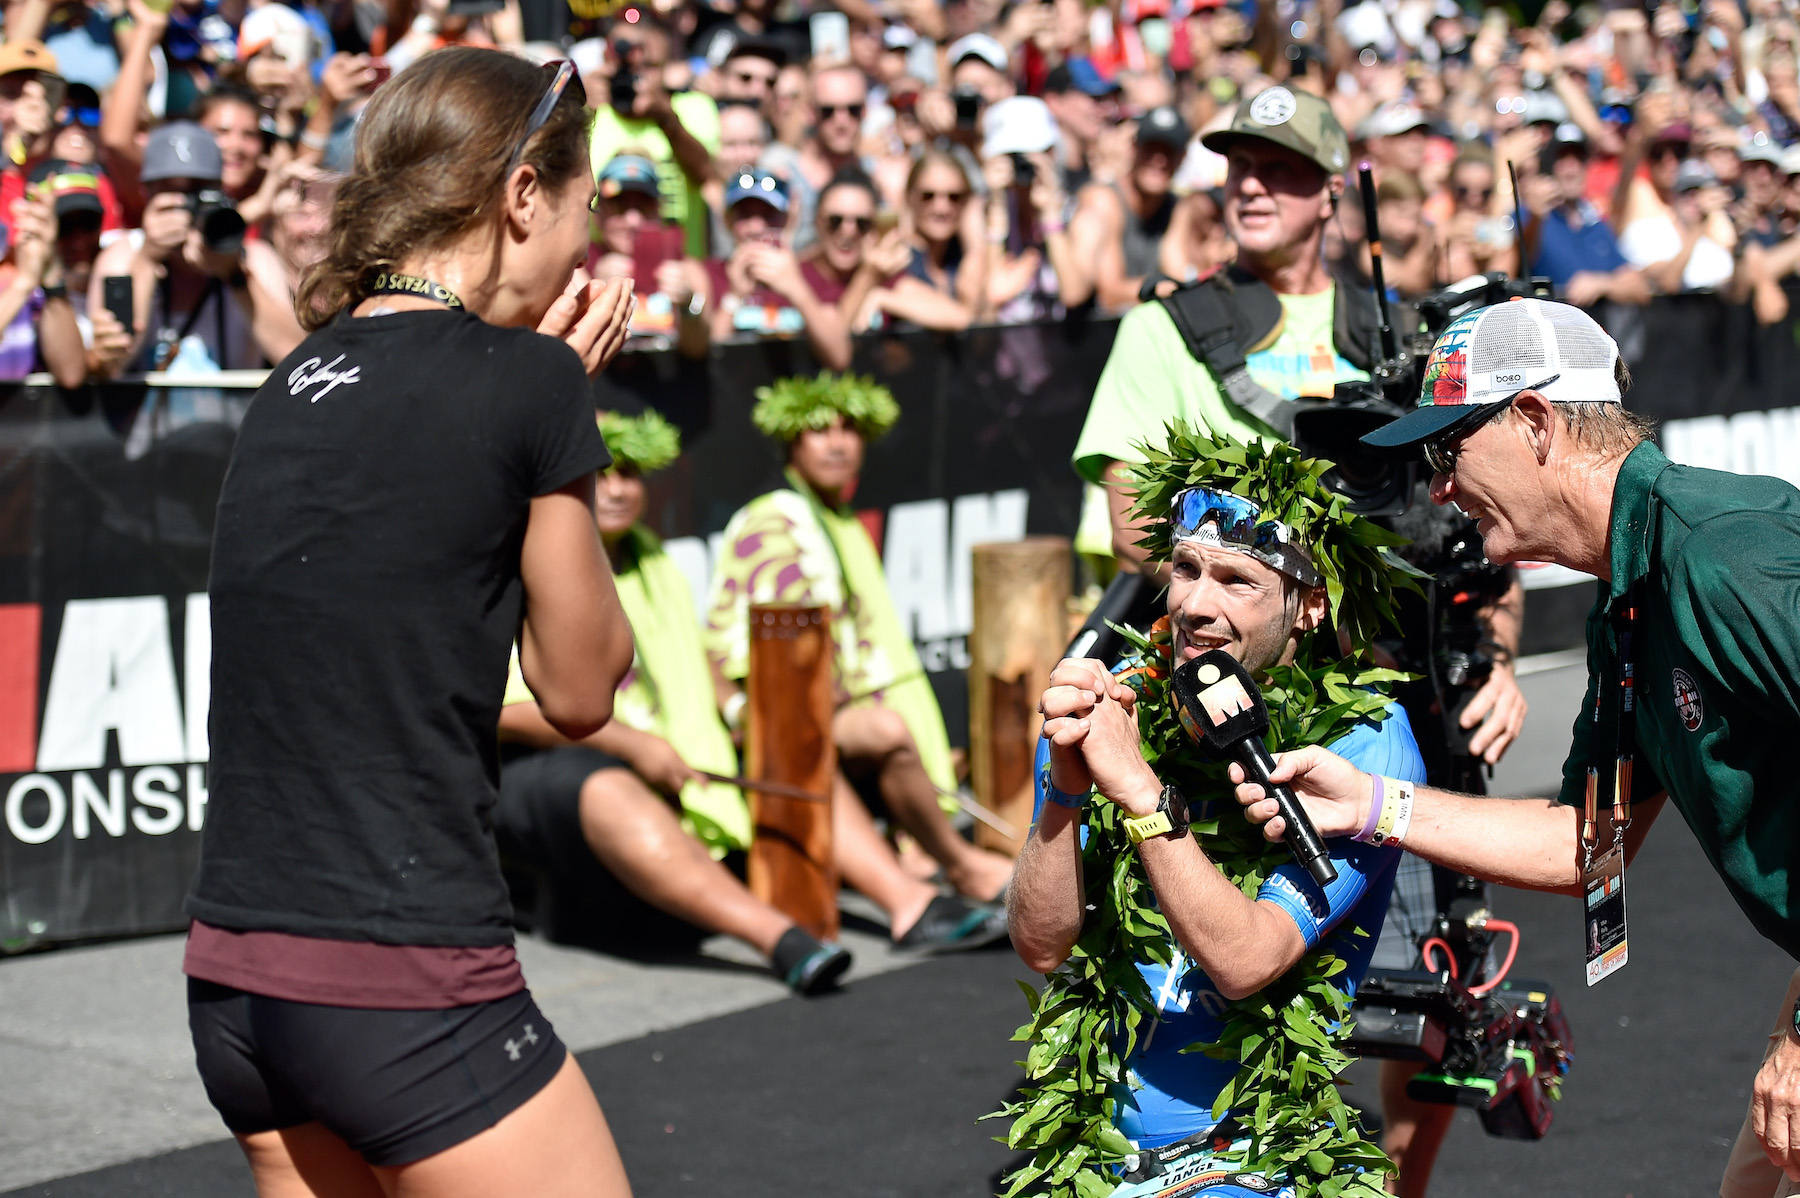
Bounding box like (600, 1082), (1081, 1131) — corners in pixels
(185, 48), (639, 1197)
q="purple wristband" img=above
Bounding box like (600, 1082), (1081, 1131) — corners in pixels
(1354, 774), (1384, 844)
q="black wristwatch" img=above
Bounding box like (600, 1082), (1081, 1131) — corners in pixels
(41, 280), (67, 301)
(1124, 783), (1190, 844)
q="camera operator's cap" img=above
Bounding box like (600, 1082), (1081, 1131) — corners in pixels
(141, 121), (222, 184)
(1355, 101), (1428, 140)
(724, 170), (788, 213)
(1361, 297), (1622, 452)
(982, 96), (1060, 158)
(948, 32), (1009, 72)
(1202, 85), (1349, 175)
(0, 39), (56, 80)
(597, 154), (660, 200)
(1136, 105), (1189, 149)
(26, 158), (103, 220)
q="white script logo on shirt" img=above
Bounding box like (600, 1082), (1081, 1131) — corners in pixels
(288, 355), (361, 404)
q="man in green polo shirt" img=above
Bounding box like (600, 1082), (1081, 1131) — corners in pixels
(1233, 296), (1800, 1194)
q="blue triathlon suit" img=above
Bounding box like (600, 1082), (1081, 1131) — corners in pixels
(1029, 697), (1427, 1155)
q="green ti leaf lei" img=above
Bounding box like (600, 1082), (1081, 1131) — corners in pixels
(986, 428), (1422, 1198)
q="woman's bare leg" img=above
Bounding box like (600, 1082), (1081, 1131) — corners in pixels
(236, 1123), (385, 1198)
(382, 1054), (631, 1198)
(578, 768), (791, 957)
(833, 706), (1013, 901)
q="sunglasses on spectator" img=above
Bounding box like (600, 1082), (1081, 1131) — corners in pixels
(824, 214), (874, 233)
(732, 68), (776, 88)
(918, 189), (969, 204)
(819, 103), (865, 119)
(1650, 142), (1689, 160)
(1455, 185), (1493, 201)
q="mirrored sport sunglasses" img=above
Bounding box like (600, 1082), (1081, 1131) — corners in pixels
(1170, 486), (1322, 588)
(1419, 374), (1558, 477)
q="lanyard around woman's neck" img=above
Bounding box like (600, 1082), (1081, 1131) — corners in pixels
(367, 271), (464, 309)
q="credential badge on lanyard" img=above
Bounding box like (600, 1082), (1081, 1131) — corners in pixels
(1581, 582), (1638, 986)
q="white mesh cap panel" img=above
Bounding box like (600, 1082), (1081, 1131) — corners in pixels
(1466, 298), (1621, 406)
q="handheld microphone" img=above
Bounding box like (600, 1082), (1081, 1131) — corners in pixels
(1169, 650), (1337, 887)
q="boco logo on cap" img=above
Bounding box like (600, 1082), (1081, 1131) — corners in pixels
(1248, 86), (1296, 126)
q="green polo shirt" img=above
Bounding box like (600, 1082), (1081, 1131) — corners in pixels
(1070, 287), (1367, 484)
(1558, 441), (1800, 960)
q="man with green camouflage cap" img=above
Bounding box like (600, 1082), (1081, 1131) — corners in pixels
(1072, 84), (1363, 570)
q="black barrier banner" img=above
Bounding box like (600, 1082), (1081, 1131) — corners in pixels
(5, 297), (1797, 947)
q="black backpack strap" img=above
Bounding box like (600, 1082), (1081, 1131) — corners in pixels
(1156, 273), (1296, 437)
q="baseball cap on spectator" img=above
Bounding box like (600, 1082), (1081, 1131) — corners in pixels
(1202, 85), (1350, 175)
(1363, 298), (1623, 452)
(948, 33), (1009, 72)
(1044, 58), (1119, 98)
(140, 121), (223, 184)
(1781, 145), (1800, 177)
(1740, 133), (1784, 167)
(598, 154), (660, 200)
(27, 158), (103, 223)
(724, 170), (789, 213)
(1674, 160), (1716, 193)
(1138, 105), (1189, 150)
(1651, 121), (1692, 148)
(883, 24), (918, 50)
(238, 3), (313, 63)
(0, 40), (57, 81)
(983, 96), (1060, 158)
(1337, 2), (1397, 56)
(1520, 90), (1569, 127)
(1357, 102), (1429, 140)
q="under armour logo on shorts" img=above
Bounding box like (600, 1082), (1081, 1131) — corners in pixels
(504, 1023), (540, 1062)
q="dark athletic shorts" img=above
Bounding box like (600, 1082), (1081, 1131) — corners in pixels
(187, 978), (567, 1166)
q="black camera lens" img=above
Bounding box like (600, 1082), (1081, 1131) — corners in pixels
(188, 190), (246, 255)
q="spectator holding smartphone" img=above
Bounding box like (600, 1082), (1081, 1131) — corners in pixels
(980, 96), (1083, 323)
(589, 154), (709, 357)
(25, 158), (128, 379)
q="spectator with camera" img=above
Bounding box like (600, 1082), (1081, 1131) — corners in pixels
(589, 12), (719, 259)
(1521, 125), (1651, 309)
(1440, 145), (1520, 281)
(0, 181), (85, 385)
(90, 121), (302, 376)
(1065, 104), (1185, 311)
(1620, 157), (1737, 295)
(704, 170), (850, 369)
(25, 157), (129, 380)
(1040, 59), (1118, 197)
(0, 41), (67, 168)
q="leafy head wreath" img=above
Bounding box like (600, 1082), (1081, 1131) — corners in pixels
(752, 372), (901, 442)
(598, 408), (682, 475)
(1124, 424), (1420, 657)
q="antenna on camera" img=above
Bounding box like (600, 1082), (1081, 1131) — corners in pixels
(1358, 161), (1403, 377)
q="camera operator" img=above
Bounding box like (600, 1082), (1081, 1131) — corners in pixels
(91, 122), (302, 375)
(1236, 297), (1800, 1197)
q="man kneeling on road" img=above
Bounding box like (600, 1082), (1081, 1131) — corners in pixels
(1008, 428), (1426, 1191)
(1233, 296), (1800, 1197)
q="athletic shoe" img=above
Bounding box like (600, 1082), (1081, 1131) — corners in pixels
(895, 895), (1011, 953)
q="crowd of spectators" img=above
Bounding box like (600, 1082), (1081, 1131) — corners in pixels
(4, 0), (1800, 384)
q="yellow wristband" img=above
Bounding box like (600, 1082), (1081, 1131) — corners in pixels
(1124, 810), (1174, 844)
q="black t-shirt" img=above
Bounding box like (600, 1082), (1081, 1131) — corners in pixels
(188, 310), (610, 946)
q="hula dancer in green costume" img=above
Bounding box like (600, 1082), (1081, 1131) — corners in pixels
(496, 411), (999, 970)
(1002, 429), (1423, 1196)
(704, 373), (1017, 908)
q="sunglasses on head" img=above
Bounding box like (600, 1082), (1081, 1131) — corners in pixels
(1169, 487), (1322, 588)
(1419, 374), (1558, 475)
(824, 213), (874, 233)
(506, 60), (578, 179)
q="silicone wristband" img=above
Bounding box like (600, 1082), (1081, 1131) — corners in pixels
(1354, 773), (1384, 843)
(1045, 780), (1089, 809)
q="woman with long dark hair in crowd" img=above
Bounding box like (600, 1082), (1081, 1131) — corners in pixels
(182, 47), (638, 1197)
